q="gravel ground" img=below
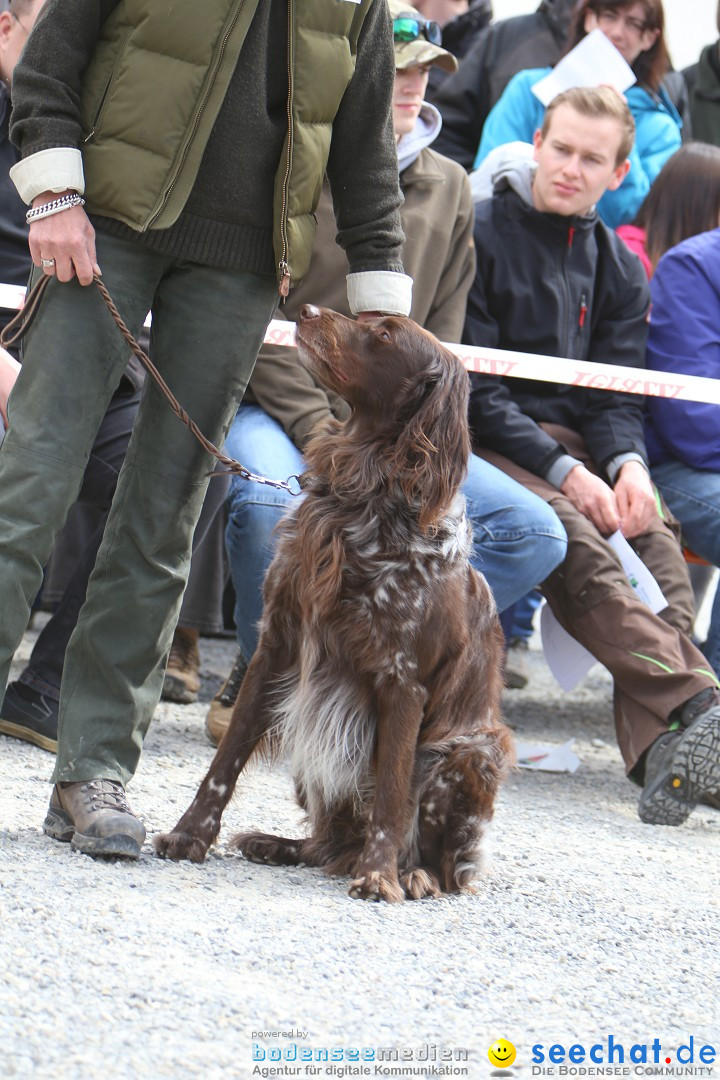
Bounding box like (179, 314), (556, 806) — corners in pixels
(1, 618), (718, 1080)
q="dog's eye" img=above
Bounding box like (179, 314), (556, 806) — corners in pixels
(377, 329), (392, 342)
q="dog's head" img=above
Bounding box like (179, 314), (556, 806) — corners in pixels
(295, 305), (470, 530)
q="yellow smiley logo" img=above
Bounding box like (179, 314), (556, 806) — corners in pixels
(488, 1039), (516, 1068)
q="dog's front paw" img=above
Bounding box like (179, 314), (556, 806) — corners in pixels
(400, 867), (442, 900)
(154, 830), (210, 863)
(348, 871), (405, 903)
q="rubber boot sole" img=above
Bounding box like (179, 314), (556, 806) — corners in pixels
(639, 711), (720, 826)
(161, 673), (199, 704)
(43, 805), (143, 859)
(0, 718), (57, 753)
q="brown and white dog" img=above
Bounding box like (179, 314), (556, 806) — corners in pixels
(156, 306), (513, 901)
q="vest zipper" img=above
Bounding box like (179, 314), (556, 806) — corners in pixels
(144, 1), (246, 230)
(278, 0), (294, 299)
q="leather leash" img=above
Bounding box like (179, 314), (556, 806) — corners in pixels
(0, 273), (303, 496)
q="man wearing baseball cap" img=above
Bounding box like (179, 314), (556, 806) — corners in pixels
(203, 1), (568, 744)
(390, 1), (458, 74)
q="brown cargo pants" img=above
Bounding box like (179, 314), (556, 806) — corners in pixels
(477, 425), (717, 776)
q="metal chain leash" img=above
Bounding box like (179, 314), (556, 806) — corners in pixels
(0, 273), (304, 496)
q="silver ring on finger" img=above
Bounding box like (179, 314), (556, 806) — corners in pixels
(40, 257), (56, 269)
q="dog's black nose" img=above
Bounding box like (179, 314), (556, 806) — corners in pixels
(298, 304), (321, 322)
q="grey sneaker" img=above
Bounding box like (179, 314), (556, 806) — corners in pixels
(43, 780), (146, 858)
(639, 690), (720, 826)
(504, 637), (529, 690)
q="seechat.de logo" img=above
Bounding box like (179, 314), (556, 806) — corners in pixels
(531, 1035), (717, 1072)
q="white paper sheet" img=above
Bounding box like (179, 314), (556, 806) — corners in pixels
(531, 28), (636, 107)
(607, 530), (668, 614)
(515, 738), (581, 773)
(540, 601), (597, 692)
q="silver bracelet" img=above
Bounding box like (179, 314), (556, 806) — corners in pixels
(26, 193), (85, 224)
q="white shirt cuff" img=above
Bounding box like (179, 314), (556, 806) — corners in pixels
(347, 271), (413, 316)
(10, 147), (85, 205)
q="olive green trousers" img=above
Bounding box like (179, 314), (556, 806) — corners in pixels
(0, 230), (278, 784)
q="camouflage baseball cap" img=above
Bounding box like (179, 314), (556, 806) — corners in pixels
(388, 0), (458, 73)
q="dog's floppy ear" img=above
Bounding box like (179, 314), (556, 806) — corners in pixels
(388, 347), (470, 531)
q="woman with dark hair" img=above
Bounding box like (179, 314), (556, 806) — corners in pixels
(473, 0), (682, 228)
(566, 0), (670, 93)
(624, 142), (720, 682)
(618, 140), (720, 273)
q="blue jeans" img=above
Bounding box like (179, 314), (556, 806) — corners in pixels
(651, 459), (720, 678)
(509, 589), (544, 642)
(225, 404), (567, 663)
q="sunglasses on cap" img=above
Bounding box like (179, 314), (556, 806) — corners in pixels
(393, 15), (442, 46)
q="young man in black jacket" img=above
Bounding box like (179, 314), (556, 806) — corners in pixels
(465, 86), (720, 827)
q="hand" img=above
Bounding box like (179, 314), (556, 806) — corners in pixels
(614, 460), (657, 539)
(560, 463), (620, 536)
(0, 346), (21, 430)
(356, 311), (384, 322)
(28, 190), (100, 286)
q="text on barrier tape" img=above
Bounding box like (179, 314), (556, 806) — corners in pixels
(263, 320), (720, 406)
(1, 283), (716, 406)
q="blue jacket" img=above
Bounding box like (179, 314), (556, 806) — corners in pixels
(644, 228), (720, 472)
(475, 67), (682, 228)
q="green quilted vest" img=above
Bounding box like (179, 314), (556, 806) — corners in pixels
(80, 0), (373, 284)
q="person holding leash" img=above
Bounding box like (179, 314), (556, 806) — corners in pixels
(0, 0), (412, 859)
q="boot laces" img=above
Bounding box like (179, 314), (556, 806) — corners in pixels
(82, 780), (133, 815)
(219, 653), (248, 705)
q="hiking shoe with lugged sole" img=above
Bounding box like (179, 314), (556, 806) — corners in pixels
(43, 780), (146, 858)
(638, 707), (720, 826)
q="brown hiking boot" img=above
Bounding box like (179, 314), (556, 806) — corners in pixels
(162, 626), (201, 704)
(205, 650), (248, 746)
(43, 780), (146, 858)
